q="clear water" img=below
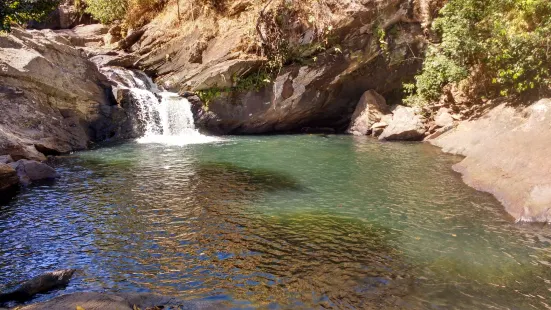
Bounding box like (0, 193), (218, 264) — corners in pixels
(1, 136), (551, 309)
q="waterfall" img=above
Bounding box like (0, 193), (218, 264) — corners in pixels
(102, 67), (219, 146)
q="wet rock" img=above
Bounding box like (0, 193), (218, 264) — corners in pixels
(379, 106), (427, 141)
(347, 90), (391, 136)
(434, 107), (454, 128)
(431, 98), (551, 222)
(19, 292), (220, 310)
(8, 160), (58, 186)
(0, 269), (75, 305)
(0, 164), (18, 192)
(0, 155), (13, 164)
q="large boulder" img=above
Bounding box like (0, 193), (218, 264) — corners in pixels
(431, 98), (551, 223)
(0, 164), (19, 192)
(0, 28), (130, 160)
(378, 106), (427, 141)
(9, 160), (58, 186)
(347, 90), (391, 136)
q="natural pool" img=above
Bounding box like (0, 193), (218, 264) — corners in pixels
(1, 135), (550, 308)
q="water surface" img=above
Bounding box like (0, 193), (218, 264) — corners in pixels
(1, 136), (550, 309)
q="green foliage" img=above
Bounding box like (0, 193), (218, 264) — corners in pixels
(84, 0), (127, 23)
(0, 0), (60, 32)
(406, 0), (551, 105)
(196, 70), (273, 105)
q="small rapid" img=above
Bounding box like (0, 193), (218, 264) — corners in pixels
(101, 67), (220, 146)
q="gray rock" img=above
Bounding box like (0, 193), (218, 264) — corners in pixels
(0, 163), (19, 192)
(55, 24), (109, 47)
(434, 107), (454, 128)
(0, 269), (75, 304)
(0, 155), (13, 164)
(90, 53), (139, 68)
(431, 98), (551, 223)
(378, 106), (427, 141)
(0, 28), (125, 161)
(347, 90), (391, 136)
(9, 160), (58, 186)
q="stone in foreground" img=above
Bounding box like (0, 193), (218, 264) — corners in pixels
(0, 269), (75, 304)
(379, 106), (427, 141)
(347, 90), (391, 136)
(431, 98), (551, 222)
(19, 292), (222, 310)
(9, 160), (58, 186)
(0, 164), (19, 193)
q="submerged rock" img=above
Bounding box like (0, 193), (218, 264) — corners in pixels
(347, 90), (391, 136)
(379, 106), (427, 141)
(18, 292), (221, 310)
(0, 156), (13, 165)
(431, 98), (551, 222)
(0, 269), (75, 305)
(8, 160), (58, 186)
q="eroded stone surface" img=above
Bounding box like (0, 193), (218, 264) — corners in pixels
(432, 99), (551, 222)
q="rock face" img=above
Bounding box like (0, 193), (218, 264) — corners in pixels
(431, 99), (551, 222)
(19, 292), (221, 310)
(346, 90), (391, 136)
(8, 160), (58, 186)
(379, 106), (427, 141)
(0, 28), (132, 161)
(133, 0), (444, 134)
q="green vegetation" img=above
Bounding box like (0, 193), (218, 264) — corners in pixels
(0, 0), (60, 32)
(196, 70), (273, 105)
(83, 0), (166, 26)
(405, 0), (551, 106)
(83, 0), (127, 24)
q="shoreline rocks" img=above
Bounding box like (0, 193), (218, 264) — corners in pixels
(347, 90), (391, 136)
(378, 106), (427, 141)
(17, 292), (221, 310)
(0, 270), (76, 305)
(430, 98), (551, 223)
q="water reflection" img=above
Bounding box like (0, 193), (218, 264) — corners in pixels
(1, 137), (551, 309)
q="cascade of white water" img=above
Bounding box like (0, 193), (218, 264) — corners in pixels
(102, 66), (219, 145)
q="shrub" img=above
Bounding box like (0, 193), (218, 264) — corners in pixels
(0, 0), (60, 32)
(84, 0), (128, 24)
(406, 0), (551, 106)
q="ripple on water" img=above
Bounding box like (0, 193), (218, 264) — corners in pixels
(1, 136), (551, 309)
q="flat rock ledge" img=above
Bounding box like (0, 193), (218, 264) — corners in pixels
(431, 98), (551, 223)
(17, 292), (222, 310)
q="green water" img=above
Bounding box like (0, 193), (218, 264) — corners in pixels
(1, 135), (550, 308)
